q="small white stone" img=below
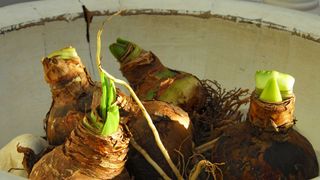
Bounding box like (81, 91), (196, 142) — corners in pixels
(0, 134), (48, 178)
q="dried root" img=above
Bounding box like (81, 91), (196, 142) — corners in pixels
(192, 80), (250, 146)
(175, 152), (224, 180)
(189, 159), (224, 180)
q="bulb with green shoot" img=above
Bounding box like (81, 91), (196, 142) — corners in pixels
(211, 70), (319, 179)
(42, 46), (97, 146)
(255, 70), (295, 103)
(109, 37), (207, 113)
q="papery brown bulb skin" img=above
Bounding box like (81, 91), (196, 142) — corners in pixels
(42, 55), (95, 146)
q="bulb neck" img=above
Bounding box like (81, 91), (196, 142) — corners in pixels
(248, 91), (295, 133)
(120, 51), (167, 86)
(64, 119), (130, 179)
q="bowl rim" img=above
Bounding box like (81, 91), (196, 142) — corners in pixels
(1, 0), (320, 44)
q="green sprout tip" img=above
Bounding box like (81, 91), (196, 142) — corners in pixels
(109, 38), (142, 62)
(255, 70), (295, 103)
(47, 46), (79, 59)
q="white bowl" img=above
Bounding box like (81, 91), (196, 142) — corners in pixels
(0, 0), (319, 177)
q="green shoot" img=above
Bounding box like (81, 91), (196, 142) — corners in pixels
(100, 73), (119, 136)
(47, 46), (79, 59)
(87, 16), (123, 137)
(109, 42), (128, 60)
(109, 38), (142, 62)
(259, 77), (282, 103)
(88, 68), (120, 137)
(255, 70), (295, 103)
(100, 72), (108, 120)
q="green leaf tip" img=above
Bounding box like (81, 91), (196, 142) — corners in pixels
(259, 77), (282, 103)
(47, 46), (79, 59)
(109, 43), (128, 60)
(100, 72), (108, 121)
(101, 104), (120, 136)
(116, 38), (130, 46)
(109, 38), (142, 62)
(255, 70), (295, 103)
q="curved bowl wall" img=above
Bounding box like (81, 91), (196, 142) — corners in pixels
(0, 0), (319, 174)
